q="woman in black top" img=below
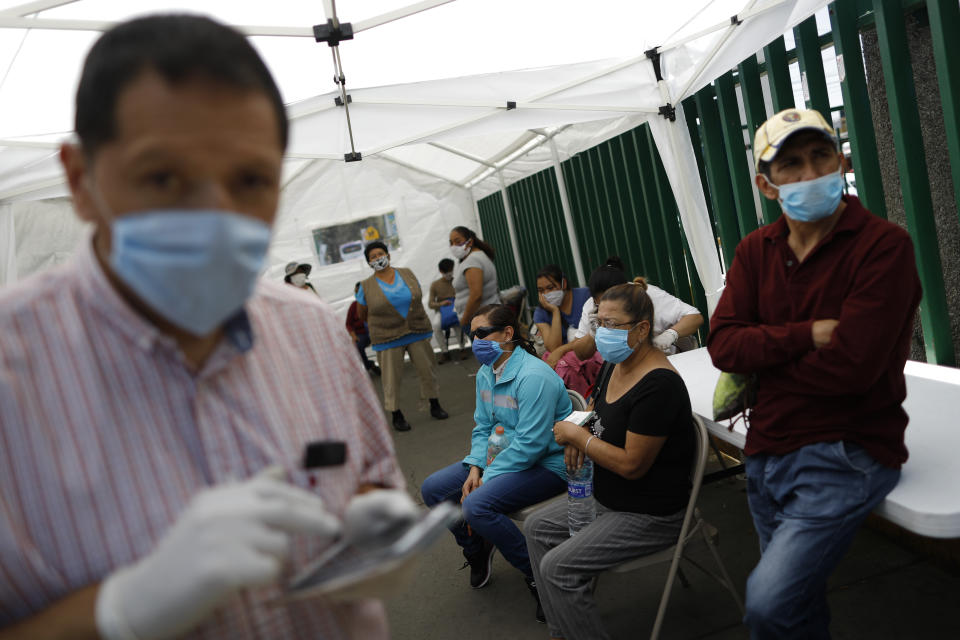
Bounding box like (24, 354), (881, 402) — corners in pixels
(523, 282), (694, 640)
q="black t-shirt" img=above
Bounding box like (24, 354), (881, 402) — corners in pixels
(592, 367), (695, 515)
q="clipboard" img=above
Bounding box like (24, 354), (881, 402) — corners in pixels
(283, 502), (461, 602)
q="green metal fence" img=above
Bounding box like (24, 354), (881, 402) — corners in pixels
(477, 1), (958, 365)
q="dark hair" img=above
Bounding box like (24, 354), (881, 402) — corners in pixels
(536, 264), (568, 289)
(354, 281), (361, 293)
(588, 257), (629, 299)
(363, 241), (389, 262)
(451, 226), (495, 261)
(757, 159), (772, 180)
(438, 258), (454, 272)
(600, 283), (655, 344)
(473, 303), (537, 356)
(75, 14), (288, 157)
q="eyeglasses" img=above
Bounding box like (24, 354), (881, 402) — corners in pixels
(593, 319), (641, 331)
(470, 325), (506, 340)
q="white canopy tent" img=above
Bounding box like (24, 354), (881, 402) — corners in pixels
(0, 0), (832, 315)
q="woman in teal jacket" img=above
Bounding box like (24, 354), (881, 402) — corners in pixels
(422, 303), (571, 620)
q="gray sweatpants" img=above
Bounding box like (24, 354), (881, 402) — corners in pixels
(524, 499), (684, 640)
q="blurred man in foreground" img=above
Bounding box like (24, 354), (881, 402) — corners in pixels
(0, 14), (413, 640)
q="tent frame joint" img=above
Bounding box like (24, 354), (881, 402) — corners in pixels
(344, 151), (362, 162)
(644, 47), (663, 81)
(730, 14), (743, 26)
(334, 94), (352, 106)
(658, 103), (677, 122)
(506, 101), (517, 110)
(313, 19), (354, 46)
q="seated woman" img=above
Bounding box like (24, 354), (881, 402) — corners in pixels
(524, 283), (695, 640)
(534, 264), (602, 397)
(421, 304), (571, 617)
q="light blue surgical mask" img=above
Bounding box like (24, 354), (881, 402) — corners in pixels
(765, 170), (844, 223)
(471, 338), (503, 367)
(595, 327), (635, 363)
(110, 210), (271, 336)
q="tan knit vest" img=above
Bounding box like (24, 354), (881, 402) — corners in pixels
(362, 267), (433, 345)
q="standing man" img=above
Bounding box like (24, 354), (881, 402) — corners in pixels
(428, 258), (464, 363)
(707, 108), (921, 639)
(0, 15), (413, 640)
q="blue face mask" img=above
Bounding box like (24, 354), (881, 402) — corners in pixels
(110, 210), (271, 336)
(767, 170), (844, 223)
(472, 338), (504, 367)
(595, 327), (636, 363)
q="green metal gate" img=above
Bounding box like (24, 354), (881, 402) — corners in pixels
(477, 1), (959, 365)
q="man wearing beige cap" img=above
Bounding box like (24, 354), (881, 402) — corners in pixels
(707, 108), (921, 638)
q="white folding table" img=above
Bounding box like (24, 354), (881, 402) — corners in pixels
(668, 348), (960, 539)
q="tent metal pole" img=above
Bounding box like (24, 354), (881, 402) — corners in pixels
(0, 16), (316, 36)
(547, 138), (586, 287)
(675, 0), (761, 100)
(377, 154), (463, 187)
(463, 125), (573, 190)
(0, 0), (78, 16)
(470, 187), (485, 238)
(497, 171), (527, 289)
(281, 159), (318, 189)
(350, 96), (658, 113)
(0, 175), (66, 201)
(656, 0), (791, 54)
(353, 0), (456, 33)
(283, 152), (349, 161)
(0, 139), (60, 149)
(428, 142), (496, 168)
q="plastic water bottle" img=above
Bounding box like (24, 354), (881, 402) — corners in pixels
(567, 457), (596, 535)
(487, 425), (509, 465)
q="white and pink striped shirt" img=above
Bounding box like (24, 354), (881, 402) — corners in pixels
(0, 238), (404, 639)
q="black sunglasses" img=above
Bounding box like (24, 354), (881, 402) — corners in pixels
(470, 325), (506, 340)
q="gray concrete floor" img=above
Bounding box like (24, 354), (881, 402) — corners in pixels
(368, 353), (960, 640)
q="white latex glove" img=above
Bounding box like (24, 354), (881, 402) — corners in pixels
(342, 489), (420, 548)
(653, 328), (679, 352)
(587, 308), (599, 338)
(96, 466), (340, 640)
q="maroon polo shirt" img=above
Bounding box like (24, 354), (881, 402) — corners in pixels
(707, 196), (921, 468)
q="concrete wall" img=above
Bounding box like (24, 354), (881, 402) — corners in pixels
(861, 9), (960, 364)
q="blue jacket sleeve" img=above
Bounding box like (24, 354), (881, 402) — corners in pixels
(482, 372), (568, 483)
(464, 375), (495, 468)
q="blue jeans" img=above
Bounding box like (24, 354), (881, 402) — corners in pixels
(743, 441), (900, 640)
(421, 461), (566, 578)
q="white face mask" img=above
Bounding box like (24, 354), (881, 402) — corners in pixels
(370, 256), (390, 271)
(291, 273), (307, 287)
(442, 272), (454, 281)
(450, 242), (471, 260)
(543, 290), (565, 307)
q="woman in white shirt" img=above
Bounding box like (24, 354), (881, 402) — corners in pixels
(565, 257), (704, 363)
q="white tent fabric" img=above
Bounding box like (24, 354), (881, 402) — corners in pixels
(0, 0), (832, 317)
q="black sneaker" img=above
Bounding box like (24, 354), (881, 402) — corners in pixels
(461, 540), (495, 589)
(525, 575), (546, 623)
(392, 410), (411, 432)
(429, 398), (449, 420)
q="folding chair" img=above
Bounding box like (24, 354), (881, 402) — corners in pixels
(508, 389), (587, 522)
(608, 414), (744, 639)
